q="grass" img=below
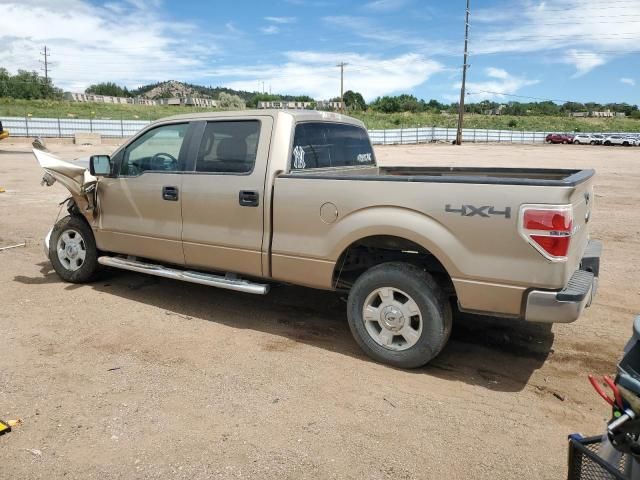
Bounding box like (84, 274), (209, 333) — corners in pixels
(2, 98), (639, 133)
(351, 111), (640, 132)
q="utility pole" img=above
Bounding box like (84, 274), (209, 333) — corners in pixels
(455, 0), (470, 146)
(337, 62), (348, 113)
(40, 45), (51, 81)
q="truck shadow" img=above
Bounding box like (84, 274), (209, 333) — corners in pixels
(17, 264), (554, 393)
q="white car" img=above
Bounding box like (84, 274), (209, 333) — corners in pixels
(603, 135), (636, 146)
(572, 134), (594, 145)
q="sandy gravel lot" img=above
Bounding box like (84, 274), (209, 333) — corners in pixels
(1, 140), (639, 479)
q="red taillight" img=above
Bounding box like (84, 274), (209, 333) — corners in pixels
(520, 206), (574, 259)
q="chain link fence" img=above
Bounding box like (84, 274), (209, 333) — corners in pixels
(2, 115), (637, 145)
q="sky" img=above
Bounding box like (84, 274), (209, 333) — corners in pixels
(0, 0), (639, 104)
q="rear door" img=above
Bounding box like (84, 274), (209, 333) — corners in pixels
(180, 116), (273, 277)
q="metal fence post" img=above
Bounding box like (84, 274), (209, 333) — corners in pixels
(498, 130), (501, 142)
(473, 129), (476, 143)
(510, 130), (514, 143)
(57, 117), (62, 137)
(486, 129), (489, 143)
(431, 126), (435, 142)
(446, 128), (449, 142)
(383, 129), (386, 145)
(90, 117), (93, 132)
(416, 127), (419, 144)
(120, 117), (124, 137)
(400, 127), (403, 145)
(25, 116), (29, 137)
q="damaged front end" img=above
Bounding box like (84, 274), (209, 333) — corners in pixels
(34, 149), (98, 258)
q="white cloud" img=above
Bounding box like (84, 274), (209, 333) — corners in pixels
(621, 77), (636, 86)
(260, 25), (280, 35)
(204, 51), (443, 101)
(264, 16), (296, 24)
(460, 67), (539, 101)
(364, 0), (409, 12)
(472, 0), (640, 75)
(564, 50), (606, 77)
(0, 0), (218, 91)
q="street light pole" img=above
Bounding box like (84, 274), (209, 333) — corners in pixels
(455, 0), (470, 145)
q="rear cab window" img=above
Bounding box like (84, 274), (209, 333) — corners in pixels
(291, 122), (375, 171)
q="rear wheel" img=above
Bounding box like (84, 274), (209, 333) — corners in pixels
(346, 262), (452, 369)
(574, 140), (581, 145)
(604, 141), (611, 146)
(590, 141), (595, 145)
(562, 140), (568, 144)
(49, 215), (99, 283)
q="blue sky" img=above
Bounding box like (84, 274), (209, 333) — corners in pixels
(1, 0), (639, 104)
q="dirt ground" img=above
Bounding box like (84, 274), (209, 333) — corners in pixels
(1, 140), (639, 479)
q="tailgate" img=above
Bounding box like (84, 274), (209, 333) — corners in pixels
(566, 175), (595, 276)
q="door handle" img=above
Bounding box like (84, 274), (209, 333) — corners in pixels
(239, 190), (259, 207)
(162, 186), (179, 201)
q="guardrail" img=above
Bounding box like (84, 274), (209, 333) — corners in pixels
(1, 116), (638, 145)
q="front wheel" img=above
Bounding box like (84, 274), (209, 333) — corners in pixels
(49, 215), (99, 283)
(346, 262), (452, 369)
(604, 141), (611, 146)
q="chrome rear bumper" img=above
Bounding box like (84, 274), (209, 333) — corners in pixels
(524, 240), (601, 323)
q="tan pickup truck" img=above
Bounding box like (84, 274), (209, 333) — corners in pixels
(35, 110), (601, 368)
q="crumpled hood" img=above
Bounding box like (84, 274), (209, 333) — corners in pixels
(33, 149), (96, 197)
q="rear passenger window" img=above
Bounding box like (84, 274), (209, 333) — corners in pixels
(291, 122), (374, 170)
(196, 121), (260, 174)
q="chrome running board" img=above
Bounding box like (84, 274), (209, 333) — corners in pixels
(97, 256), (270, 295)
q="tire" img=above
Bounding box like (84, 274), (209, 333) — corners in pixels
(623, 141), (629, 147)
(49, 215), (99, 283)
(604, 141), (611, 146)
(590, 141), (595, 145)
(574, 140), (580, 145)
(346, 262), (452, 369)
(562, 140), (568, 144)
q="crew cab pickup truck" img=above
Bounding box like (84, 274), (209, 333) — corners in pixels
(35, 110), (601, 368)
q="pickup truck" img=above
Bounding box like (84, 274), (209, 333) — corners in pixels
(35, 110), (602, 368)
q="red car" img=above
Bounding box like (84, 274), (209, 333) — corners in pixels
(545, 133), (575, 144)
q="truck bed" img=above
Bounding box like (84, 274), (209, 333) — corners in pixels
(282, 166), (594, 187)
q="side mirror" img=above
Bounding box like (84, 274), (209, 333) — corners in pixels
(90, 155), (112, 176)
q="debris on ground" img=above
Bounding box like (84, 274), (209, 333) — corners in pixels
(0, 242), (27, 251)
(26, 449), (42, 457)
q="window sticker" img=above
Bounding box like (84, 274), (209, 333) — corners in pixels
(293, 145), (306, 169)
(356, 153), (372, 163)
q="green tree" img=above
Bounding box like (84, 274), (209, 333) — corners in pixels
(343, 90), (366, 111)
(85, 82), (131, 97)
(218, 92), (246, 110)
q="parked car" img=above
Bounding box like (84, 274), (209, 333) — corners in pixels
(603, 135), (635, 146)
(590, 134), (605, 145)
(0, 120), (9, 141)
(34, 110), (602, 369)
(546, 133), (575, 144)
(572, 134), (594, 145)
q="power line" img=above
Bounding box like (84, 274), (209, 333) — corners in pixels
(456, 0), (470, 146)
(39, 46), (50, 81)
(337, 61), (348, 113)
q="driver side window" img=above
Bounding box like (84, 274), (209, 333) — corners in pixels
(120, 123), (188, 176)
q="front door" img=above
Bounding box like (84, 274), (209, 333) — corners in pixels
(181, 117), (273, 277)
(95, 122), (191, 266)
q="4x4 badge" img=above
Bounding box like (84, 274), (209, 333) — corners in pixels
(445, 204), (511, 219)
